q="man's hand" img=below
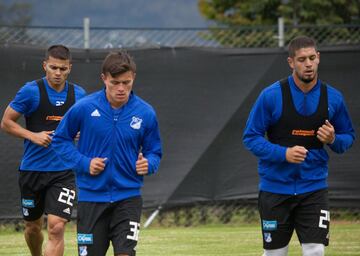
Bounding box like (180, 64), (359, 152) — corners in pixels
(286, 145), (308, 164)
(30, 130), (54, 147)
(90, 157), (107, 176)
(136, 153), (149, 175)
(317, 120), (335, 144)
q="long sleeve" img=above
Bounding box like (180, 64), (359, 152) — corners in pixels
(142, 113), (162, 174)
(328, 93), (355, 153)
(52, 105), (91, 174)
(242, 87), (287, 163)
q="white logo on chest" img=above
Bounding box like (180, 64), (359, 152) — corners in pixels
(91, 109), (101, 117)
(130, 116), (142, 129)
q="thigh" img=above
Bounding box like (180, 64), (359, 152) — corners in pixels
(77, 202), (110, 256)
(45, 171), (76, 221)
(295, 189), (330, 246)
(18, 171), (45, 221)
(258, 191), (294, 250)
(110, 196), (142, 256)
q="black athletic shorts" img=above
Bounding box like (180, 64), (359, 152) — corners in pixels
(18, 170), (76, 221)
(77, 196), (142, 256)
(258, 188), (330, 249)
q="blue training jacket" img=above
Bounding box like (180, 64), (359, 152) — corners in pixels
(243, 76), (355, 195)
(52, 89), (162, 202)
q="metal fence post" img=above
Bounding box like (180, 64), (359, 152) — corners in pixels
(83, 17), (90, 49)
(278, 17), (284, 48)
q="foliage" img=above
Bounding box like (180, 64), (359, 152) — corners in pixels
(198, 0), (360, 47)
(0, 2), (32, 26)
(198, 0), (360, 26)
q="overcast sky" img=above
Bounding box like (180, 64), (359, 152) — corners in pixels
(14, 0), (211, 28)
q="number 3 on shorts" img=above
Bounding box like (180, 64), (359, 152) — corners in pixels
(127, 221), (140, 241)
(58, 188), (76, 206)
(319, 209), (330, 229)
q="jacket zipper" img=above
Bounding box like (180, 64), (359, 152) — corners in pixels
(109, 112), (118, 202)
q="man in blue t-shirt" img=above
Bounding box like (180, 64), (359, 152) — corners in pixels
(243, 36), (355, 256)
(1, 45), (86, 256)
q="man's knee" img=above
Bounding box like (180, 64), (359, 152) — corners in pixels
(25, 220), (42, 235)
(302, 243), (324, 256)
(263, 245), (289, 256)
(47, 217), (66, 239)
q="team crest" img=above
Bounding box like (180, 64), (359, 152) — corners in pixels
(79, 246), (88, 256)
(264, 232), (272, 243)
(22, 208), (29, 216)
(130, 116), (142, 130)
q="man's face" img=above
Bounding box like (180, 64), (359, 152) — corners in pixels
(288, 47), (320, 84)
(102, 71), (135, 108)
(43, 56), (72, 88)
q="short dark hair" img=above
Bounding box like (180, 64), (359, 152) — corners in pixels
(102, 51), (136, 77)
(45, 45), (71, 61)
(288, 36), (317, 57)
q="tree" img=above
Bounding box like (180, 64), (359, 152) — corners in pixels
(198, 0), (360, 26)
(198, 0), (360, 47)
(0, 2), (32, 26)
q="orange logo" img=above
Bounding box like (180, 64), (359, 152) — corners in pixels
(291, 129), (315, 136)
(46, 115), (63, 121)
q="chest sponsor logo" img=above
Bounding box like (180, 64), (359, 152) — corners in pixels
(130, 116), (142, 130)
(291, 129), (315, 136)
(262, 220), (277, 231)
(22, 199), (35, 208)
(78, 233), (93, 245)
(46, 115), (62, 121)
(91, 109), (101, 117)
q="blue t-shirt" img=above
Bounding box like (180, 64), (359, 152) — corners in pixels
(10, 77), (86, 171)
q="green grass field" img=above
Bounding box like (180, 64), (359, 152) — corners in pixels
(0, 222), (359, 255)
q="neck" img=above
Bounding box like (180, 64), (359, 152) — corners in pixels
(292, 74), (318, 93)
(47, 79), (66, 93)
(110, 101), (126, 109)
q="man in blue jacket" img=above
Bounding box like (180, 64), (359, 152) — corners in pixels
(243, 36), (355, 256)
(1, 45), (86, 256)
(52, 51), (162, 256)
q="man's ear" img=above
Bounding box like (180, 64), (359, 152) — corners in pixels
(42, 61), (47, 72)
(68, 63), (72, 74)
(287, 57), (294, 70)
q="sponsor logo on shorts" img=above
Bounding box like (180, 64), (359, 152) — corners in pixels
(22, 208), (29, 216)
(262, 220), (277, 231)
(264, 232), (272, 243)
(130, 116), (142, 130)
(78, 233), (93, 245)
(79, 246), (88, 256)
(63, 207), (71, 214)
(22, 199), (35, 208)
